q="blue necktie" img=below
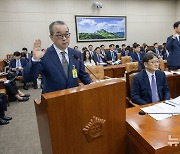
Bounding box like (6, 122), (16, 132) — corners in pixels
(97, 54), (100, 63)
(137, 53), (140, 61)
(16, 60), (21, 74)
(151, 75), (158, 102)
(156, 49), (160, 57)
(17, 60), (21, 68)
(111, 52), (115, 62)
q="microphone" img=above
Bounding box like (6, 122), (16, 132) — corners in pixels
(72, 54), (100, 82)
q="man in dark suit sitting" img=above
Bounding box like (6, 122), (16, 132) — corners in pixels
(23, 20), (92, 94)
(131, 43), (143, 62)
(9, 51), (29, 90)
(131, 52), (170, 105)
(106, 44), (117, 65)
(166, 21), (180, 70)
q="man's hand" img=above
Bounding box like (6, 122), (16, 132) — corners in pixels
(18, 67), (23, 71)
(12, 68), (17, 71)
(33, 39), (46, 60)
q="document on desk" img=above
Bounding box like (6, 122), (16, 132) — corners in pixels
(171, 70), (180, 75)
(140, 97), (180, 121)
(164, 71), (173, 75)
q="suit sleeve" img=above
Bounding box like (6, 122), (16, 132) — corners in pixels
(9, 60), (14, 68)
(78, 53), (92, 85)
(131, 76), (147, 105)
(166, 36), (174, 51)
(22, 59), (42, 82)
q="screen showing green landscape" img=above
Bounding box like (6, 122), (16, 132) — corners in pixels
(75, 16), (126, 42)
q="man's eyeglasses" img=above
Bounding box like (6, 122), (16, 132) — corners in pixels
(148, 60), (160, 64)
(53, 33), (71, 39)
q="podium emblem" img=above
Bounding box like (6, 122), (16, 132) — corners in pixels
(83, 116), (106, 142)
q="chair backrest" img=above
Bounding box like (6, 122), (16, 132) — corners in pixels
(126, 70), (141, 97)
(121, 56), (131, 64)
(159, 59), (167, 71)
(85, 65), (104, 81)
(117, 53), (121, 60)
(6, 54), (14, 60)
(125, 62), (139, 73)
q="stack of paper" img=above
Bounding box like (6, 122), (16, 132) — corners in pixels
(140, 96), (180, 121)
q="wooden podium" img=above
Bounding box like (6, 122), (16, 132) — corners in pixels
(35, 79), (126, 154)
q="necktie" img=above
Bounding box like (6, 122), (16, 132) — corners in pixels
(151, 75), (158, 102)
(97, 55), (100, 63)
(111, 52), (115, 62)
(61, 52), (68, 77)
(137, 53), (140, 61)
(17, 60), (21, 68)
(156, 49), (159, 57)
(16, 60), (21, 74)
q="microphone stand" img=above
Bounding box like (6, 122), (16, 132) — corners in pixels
(73, 55), (101, 82)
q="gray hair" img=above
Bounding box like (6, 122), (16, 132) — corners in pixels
(49, 21), (69, 35)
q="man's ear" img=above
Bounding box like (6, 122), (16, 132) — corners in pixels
(144, 62), (148, 68)
(49, 34), (53, 41)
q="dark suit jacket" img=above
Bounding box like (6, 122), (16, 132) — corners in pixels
(23, 45), (92, 93)
(25, 53), (32, 62)
(9, 58), (27, 76)
(93, 53), (106, 63)
(131, 52), (143, 62)
(120, 50), (131, 57)
(166, 35), (180, 66)
(131, 70), (170, 105)
(106, 51), (117, 62)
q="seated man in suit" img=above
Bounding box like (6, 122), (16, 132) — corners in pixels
(88, 45), (94, 57)
(9, 51), (29, 90)
(93, 47), (106, 65)
(106, 44), (117, 65)
(153, 43), (162, 58)
(23, 20), (92, 94)
(100, 45), (106, 57)
(119, 44), (126, 54)
(131, 52), (170, 105)
(22, 47), (32, 62)
(0, 93), (12, 125)
(131, 44), (143, 62)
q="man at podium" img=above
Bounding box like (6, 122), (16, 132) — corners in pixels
(23, 20), (92, 93)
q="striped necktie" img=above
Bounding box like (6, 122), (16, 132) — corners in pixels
(61, 52), (69, 77)
(151, 75), (158, 102)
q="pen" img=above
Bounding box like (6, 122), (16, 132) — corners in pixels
(167, 100), (180, 106)
(163, 102), (175, 107)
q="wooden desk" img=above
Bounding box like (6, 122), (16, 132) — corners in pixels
(126, 104), (180, 154)
(104, 64), (126, 78)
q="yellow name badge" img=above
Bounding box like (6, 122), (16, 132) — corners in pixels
(72, 65), (78, 78)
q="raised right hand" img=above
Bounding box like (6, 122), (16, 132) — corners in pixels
(33, 39), (46, 60)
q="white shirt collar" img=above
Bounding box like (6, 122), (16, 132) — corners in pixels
(53, 44), (68, 55)
(145, 69), (155, 78)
